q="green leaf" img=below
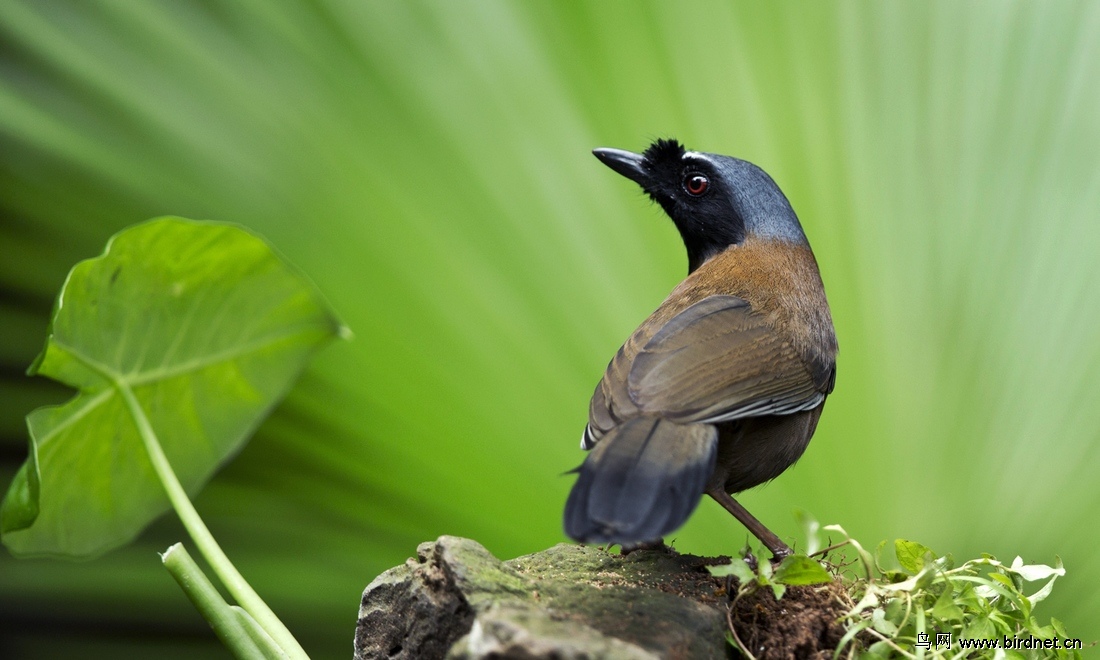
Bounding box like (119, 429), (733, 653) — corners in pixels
(0, 439), (39, 532)
(932, 585), (965, 621)
(883, 598), (905, 625)
(955, 583), (984, 613)
(873, 540), (890, 574)
(1029, 620), (1056, 640)
(962, 617), (996, 640)
(773, 555), (833, 586)
(880, 569), (910, 584)
(989, 572), (1016, 588)
(1, 218), (344, 558)
(707, 558), (755, 585)
(757, 551), (774, 584)
(870, 607), (898, 636)
(894, 539), (937, 574)
(913, 566), (938, 591)
(860, 640), (894, 659)
(1051, 617), (1068, 638)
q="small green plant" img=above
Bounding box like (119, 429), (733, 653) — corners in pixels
(1, 217), (347, 658)
(828, 526), (1080, 659)
(710, 516), (1083, 659)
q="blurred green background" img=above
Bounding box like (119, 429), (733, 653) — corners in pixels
(2, 1), (1098, 657)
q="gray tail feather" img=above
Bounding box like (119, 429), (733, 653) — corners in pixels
(563, 417), (717, 544)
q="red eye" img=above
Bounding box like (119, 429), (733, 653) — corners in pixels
(684, 174), (708, 196)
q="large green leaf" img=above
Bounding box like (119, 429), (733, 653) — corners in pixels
(1, 217), (344, 558)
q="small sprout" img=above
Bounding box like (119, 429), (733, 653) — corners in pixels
(772, 555), (833, 586)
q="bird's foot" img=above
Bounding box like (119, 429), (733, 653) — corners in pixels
(619, 538), (670, 555)
(742, 550), (759, 573)
(734, 544), (790, 575)
(767, 544), (793, 563)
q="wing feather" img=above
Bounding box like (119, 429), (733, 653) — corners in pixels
(583, 295), (825, 446)
(628, 296), (819, 423)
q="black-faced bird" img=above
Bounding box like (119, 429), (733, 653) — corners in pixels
(564, 139), (837, 558)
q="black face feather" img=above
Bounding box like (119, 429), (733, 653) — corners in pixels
(595, 138), (807, 273)
(638, 138), (747, 272)
(641, 138), (686, 164)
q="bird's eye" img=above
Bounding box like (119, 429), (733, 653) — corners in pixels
(684, 174), (709, 196)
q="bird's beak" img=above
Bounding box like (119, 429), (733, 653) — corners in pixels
(592, 148), (650, 187)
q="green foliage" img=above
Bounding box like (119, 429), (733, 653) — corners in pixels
(828, 525), (1078, 659)
(1, 218), (343, 559)
(709, 548), (834, 602)
(710, 520), (1083, 659)
(1, 217), (341, 657)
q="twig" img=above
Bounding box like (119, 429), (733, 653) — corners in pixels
(725, 597), (757, 660)
(811, 539), (851, 558)
(860, 626), (917, 658)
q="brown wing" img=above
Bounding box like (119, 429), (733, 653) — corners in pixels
(583, 295), (825, 448)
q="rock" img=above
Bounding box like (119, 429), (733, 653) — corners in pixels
(355, 536), (733, 660)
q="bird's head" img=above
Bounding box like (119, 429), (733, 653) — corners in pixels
(593, 138), (807, 272)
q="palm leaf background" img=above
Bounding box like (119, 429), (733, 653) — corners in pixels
(2, 1), (1098, 656)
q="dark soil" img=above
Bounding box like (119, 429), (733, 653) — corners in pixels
(726, 578), (851, 660)
(624, 544), (853, 660)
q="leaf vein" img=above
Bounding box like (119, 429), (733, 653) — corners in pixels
(52, 322), (326, 388)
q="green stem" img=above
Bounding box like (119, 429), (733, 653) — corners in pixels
(116, 381), (308, 659)
(161, 543), (276, 660)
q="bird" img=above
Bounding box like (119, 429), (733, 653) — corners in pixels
(563, 138), (837, 558)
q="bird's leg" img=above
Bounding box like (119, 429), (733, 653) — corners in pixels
(706, 488), (792, 559)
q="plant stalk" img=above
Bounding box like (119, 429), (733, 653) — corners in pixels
(117, 381), (308, 659)
(161, 543), (279, 660)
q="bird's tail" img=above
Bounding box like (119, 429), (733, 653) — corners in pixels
(563, 417), (717, 544)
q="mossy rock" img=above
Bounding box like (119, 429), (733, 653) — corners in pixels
(355, 536), (846, 659)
